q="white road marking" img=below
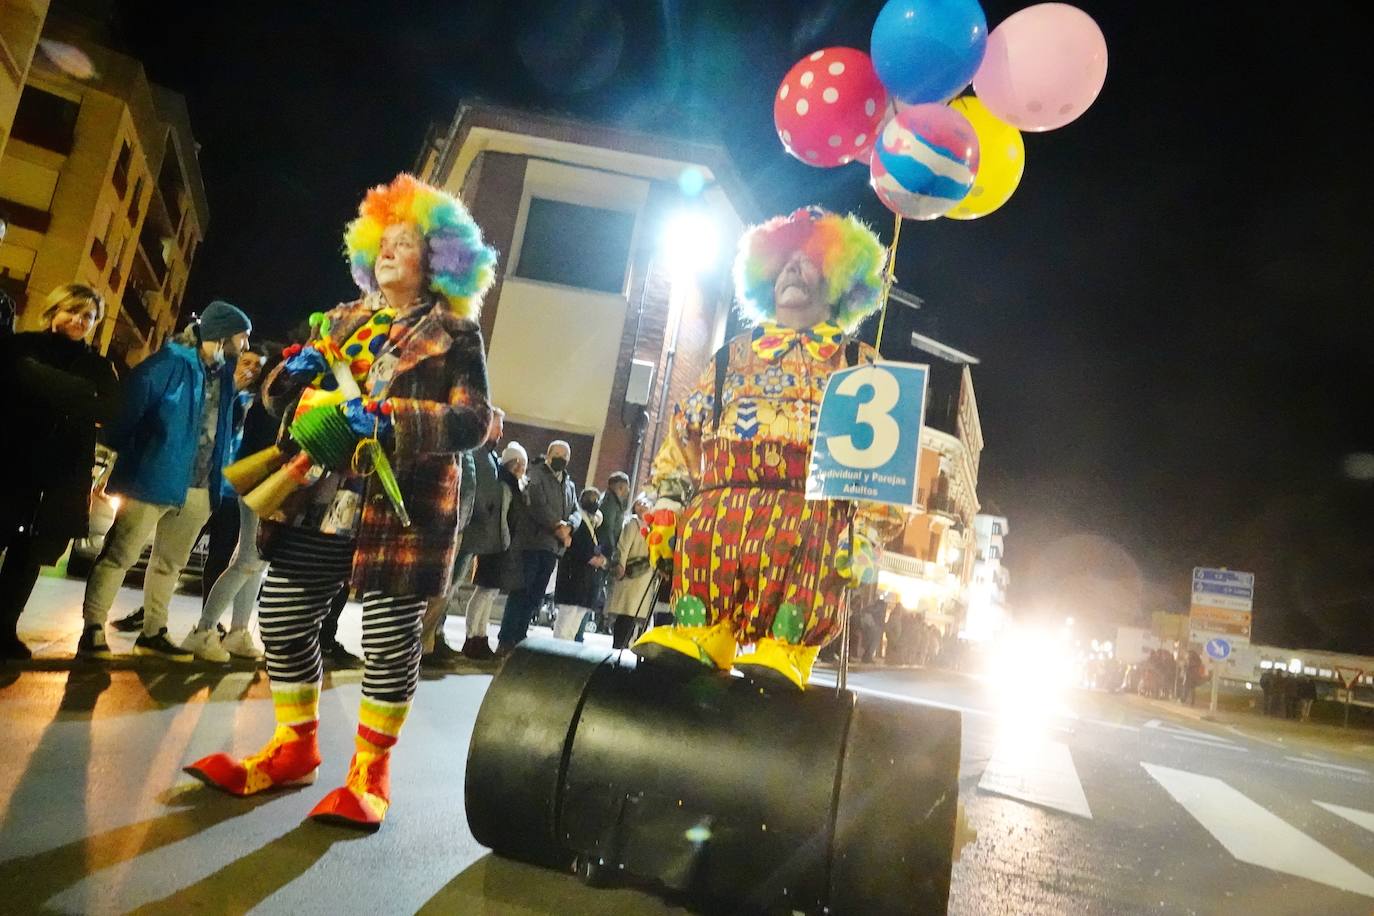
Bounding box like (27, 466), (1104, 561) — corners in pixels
(1170, 734), (1248, 752)
(978, 737), (1092, 819)
(1142, 763), (1374, 898)
(1285, 757), (1369, 776)
(1144, 718), (1237, 746)
(1086, 718), (1141, 732)
(1315, 801), (1374, 834)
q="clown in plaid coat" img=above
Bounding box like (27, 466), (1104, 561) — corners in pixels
(260, 294), (491, 599)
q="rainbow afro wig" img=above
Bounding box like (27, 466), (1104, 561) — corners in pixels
(344, 173), (498, 320)
(732, 207), (887, 333)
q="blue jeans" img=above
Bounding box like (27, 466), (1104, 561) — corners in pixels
(498, 549), (558, 646)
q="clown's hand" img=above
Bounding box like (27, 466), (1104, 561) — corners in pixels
(645, 499), (681, 575)
(281, 344), (329, 378)
(835, 531), (877, 588)
(342, 397), (393, 443)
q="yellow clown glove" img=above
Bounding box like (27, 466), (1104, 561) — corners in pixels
(645, 502), (681, 575)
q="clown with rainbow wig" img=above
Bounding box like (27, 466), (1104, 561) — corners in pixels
(635, 207), (900, 689)
(185, 174), (495, 831)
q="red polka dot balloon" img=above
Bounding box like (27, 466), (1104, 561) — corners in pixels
(774, 47), (888, 168)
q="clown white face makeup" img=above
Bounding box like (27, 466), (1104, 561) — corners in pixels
(375, 222), (425, 308)
(773, 249), (829, 329)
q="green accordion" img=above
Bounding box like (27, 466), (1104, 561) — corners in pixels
(290, 404), (411, 527)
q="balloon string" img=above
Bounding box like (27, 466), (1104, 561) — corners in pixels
(874, 212), (903, 357)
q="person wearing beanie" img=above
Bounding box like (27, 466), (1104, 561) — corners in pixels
(79, 300), (253, 661)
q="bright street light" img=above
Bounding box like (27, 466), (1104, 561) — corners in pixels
(661, 209), (719, 277)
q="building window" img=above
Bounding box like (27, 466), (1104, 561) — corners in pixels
(515, 197), (636, 294)
(988, 546), (1000, 560)
(10, 87), (80, 155)
(112, 141), (132, 198)
(128, 176), (144, 221)
(991, 522), (1002, 535)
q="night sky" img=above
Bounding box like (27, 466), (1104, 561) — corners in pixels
(105, 0), (1373, 652)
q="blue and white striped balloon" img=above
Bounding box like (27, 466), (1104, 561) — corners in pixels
(870, 103), (981, 220)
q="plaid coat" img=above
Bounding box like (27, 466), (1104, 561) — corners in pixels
(262, 297), (491, 598)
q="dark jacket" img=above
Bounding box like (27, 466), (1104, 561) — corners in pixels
(457, 448), (478, 533)
(461, 445), (509, 556)
(0, 331), (119, 560)
(106, 339), (236, 508)
(596, 488), (627, 564)
(261, 299), (490, 598)
(514, 460), (580, 555)
(475, 465), (526, 591)
(555, 513), (605, 608)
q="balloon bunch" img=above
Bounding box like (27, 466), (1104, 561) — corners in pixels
(773, 1), (1107, 221)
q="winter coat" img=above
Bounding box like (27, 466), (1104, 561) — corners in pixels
(457, 447), (477, 533)
(555, 512), (605, 609)
(513, 460), (580, 556)
(596, 488), (628, 563)
(461, 445), (509, 556)
(0, 331), (119, 561)
(106, 339), (237, 508)
(604, 514), (658, 620)
(261, 298), (491, 598)
(474, 465), (525, 591)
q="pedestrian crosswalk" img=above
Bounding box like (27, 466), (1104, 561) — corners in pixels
(977, 735), (1093, 819)
(1141, 763), (1374, 899)
(972, 726), (1374, 900)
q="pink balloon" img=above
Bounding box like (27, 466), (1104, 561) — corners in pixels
(973, 3), (1107, 132)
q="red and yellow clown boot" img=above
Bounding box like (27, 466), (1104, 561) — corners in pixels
(308, 697), (408, 832)
(184, 683), (322, 795)
(734, 604), (820, 690)
(631, 595), (738, 672)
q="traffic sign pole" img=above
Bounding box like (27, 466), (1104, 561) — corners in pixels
(1209, 664), (1220, 713)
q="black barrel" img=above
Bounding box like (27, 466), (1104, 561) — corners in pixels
(465, 638), (961, 914)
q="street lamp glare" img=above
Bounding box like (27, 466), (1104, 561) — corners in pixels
(661, 209), (719, 276)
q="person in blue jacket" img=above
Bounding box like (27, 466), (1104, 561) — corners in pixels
(77, 300), (252, 660)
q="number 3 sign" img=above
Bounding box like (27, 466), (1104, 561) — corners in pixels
(805, 361), (929, 508)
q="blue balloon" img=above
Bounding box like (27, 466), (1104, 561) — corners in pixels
(870, 0), (988, 104)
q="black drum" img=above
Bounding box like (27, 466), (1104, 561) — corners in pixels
(465, 638), (961, 914)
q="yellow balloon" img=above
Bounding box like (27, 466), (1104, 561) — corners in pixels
(946, 96), (1025, 220)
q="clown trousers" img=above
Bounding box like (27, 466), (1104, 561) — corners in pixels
(259, 527), (424, 702)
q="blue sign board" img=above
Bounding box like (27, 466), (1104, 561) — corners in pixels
(1205, 638), (1231, 661)
(806, 362), (929, 509)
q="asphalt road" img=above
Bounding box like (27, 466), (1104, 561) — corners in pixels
(2, 578), (1372, 914)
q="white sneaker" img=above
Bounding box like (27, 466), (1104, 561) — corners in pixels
(182, 627), (230, 663)
(221, 628), (263, 660)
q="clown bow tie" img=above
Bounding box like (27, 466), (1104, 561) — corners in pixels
(751, 321), (845, 361)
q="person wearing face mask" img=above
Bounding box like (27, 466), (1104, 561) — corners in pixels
(76, 299), (252, 661)
(635, 208), (900, 689)
(0, 285), (119, 659)
(551, 488), (609, 641)
(496, 440), (580, 655)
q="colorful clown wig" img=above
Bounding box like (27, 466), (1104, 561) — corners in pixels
(732, 207), (887, 333)
(343, 173), (498, 320)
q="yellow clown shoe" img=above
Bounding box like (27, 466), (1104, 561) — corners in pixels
(631, 596), (737, 671)
(734, 604), (820, 690)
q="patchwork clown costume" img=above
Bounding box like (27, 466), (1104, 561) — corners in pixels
(635, 208), (898, 689)
(185, 174), (496, 831)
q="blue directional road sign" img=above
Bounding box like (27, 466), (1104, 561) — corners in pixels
(1204, 638), (1231, 661)
(806, 361), (929, 509)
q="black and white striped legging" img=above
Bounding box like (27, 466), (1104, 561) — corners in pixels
(258, 527), (425, 703)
